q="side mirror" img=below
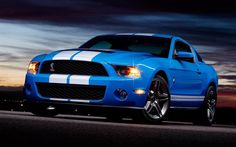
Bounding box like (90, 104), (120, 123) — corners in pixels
(175, 51), (194, 61)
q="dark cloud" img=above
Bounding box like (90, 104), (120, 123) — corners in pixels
(1, 0), (235, 52)
(107, 14), (236, 50)
(219, 86), (236, 94)
(0, 0), (235, 21)
(0, 52), (21, 62)
(220, 75), (236, 80)
(0, 0), (235, 49)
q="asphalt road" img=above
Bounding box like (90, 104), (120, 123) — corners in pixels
(0, 111), (236, 147)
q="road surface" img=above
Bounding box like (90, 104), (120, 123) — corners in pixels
(0, 110), (236, 147)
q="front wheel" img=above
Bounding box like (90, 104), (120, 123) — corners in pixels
(194, 85), (217, 126)
(134, 75), (170, 123)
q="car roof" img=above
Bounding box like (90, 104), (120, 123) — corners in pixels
(99, 33), (174, 39)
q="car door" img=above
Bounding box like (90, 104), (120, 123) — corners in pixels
(169, 40), (203, 96)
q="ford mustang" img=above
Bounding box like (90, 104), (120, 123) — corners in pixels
(24, 33), (218, 125)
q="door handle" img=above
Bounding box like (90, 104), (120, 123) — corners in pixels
(197, 71), (202, 74)
(196, 69), (201, 74)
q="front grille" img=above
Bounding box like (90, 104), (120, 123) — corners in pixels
(37, 83), (106, 100)
(40, 60), (108, 76)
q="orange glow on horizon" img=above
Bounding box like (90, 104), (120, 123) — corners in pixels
(0, 67), (26, 87)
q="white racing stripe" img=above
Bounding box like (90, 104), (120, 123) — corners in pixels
(69, 75), (90, 85)
(72, 51), (101, 61)
(171, 95), (205, 99)
(53, 51), (79, 60)
(172, 98), (203, 101)
(49, 74), (68, 84)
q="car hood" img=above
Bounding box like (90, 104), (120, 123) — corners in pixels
(43, 48), (155, 65)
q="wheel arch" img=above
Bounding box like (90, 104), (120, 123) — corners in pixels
(155, 70), (169, 84)
(207, 81), (218, 95)
(146, 69), (170, 94)
(209, 81), (217, 90)
(202, 80), (218, 100)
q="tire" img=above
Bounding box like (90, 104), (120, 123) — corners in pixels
(134, 75), (170, 123)
(31, 105), (58, 117)
(193, 85), (217, 126)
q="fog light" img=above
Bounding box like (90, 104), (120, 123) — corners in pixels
(114, 89), (128, 100)
(134, 89), (145, 95)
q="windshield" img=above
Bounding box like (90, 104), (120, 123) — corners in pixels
(80, 35), (171, 58)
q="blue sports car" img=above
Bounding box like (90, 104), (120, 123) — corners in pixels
(24, 33), (218, 125)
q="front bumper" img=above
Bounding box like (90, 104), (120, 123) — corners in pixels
(24, 73), (151, 108)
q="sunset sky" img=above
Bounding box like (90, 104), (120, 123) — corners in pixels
(0, 0), (235, 93)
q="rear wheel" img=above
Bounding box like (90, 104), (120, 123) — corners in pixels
(194, 86), (217, 126)
(134, 75), (170, 123)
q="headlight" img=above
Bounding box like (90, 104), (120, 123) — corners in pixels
(28, 61), (40, 75)
(113, 65), (141, 78)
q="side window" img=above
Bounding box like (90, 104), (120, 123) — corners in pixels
(173, 41), (194, 63)
(174, 41), (192, 54)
